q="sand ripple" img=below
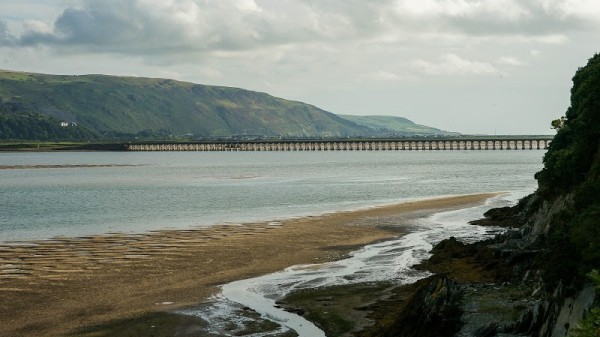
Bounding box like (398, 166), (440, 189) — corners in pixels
(0, 193), (498, 337)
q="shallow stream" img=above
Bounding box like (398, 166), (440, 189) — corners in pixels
(184, 193), (524, 336)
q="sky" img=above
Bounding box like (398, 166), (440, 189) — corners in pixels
(1, 1), (599, 135)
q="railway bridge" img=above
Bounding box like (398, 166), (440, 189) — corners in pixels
(126, 136), (553, 152)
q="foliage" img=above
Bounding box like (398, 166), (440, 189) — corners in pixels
(536, 53), (600, 197)
(534, 54), (600, 286)
(570, 270), (600, 337)
(0, 112), (99, 140)
(551, 116), (566, 130)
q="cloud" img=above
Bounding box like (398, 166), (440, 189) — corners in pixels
(18, 3), (140, 47)
(498, 56), (526, 66)
(392, 0), (599, 38)
(0, 20), (15, 45)
(539, 0), (600, 22)
(362, 70), (403, 82)
(196, 67), (223, 79)
(11, 0), (389, 54)
(5, 0), (597, 56)
(22, 19), (53, 35)
(412, 54), (499, 76)
(394, 0), (531, 22)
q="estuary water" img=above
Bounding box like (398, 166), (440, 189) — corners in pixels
(0, 150), (544, 243)
(1, 150), (545, 336)
(190, 193), (519, 336)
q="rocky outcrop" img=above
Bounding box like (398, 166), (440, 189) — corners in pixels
(401, 201), (595, 337)
(372, 191), (596, 337)
(526, 194), (573, 238)
(369, 54), (600, 337)
(380, 275), (464, 337)
(511, 283), (596, 337)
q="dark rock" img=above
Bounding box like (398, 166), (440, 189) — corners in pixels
(469, 205), (524, 228)
(417, 237), (515, 284)
(380, 276), (464, 337)
(474, 323), (499, 337)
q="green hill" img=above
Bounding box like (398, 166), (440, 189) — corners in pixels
(0, 70), (375, 140)
(0, 70), (462, 141)
(339, 114), (458, 136)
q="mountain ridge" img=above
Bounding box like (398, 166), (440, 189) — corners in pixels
(0, 69), (455, 140)
(340, 114), (458, 137)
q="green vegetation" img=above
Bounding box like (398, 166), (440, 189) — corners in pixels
(281, 282), (403, 337)
(68, 310), (296, 337)
(0, 112), (99, 140)
(0, 69), (463, 141)
(0, 141), (127, 151)
(339, 114), (457, 137)
(533, 54), (600, 286)
(536, 53), (600, 197)
(68, 312), (207, 337)
(571, 270), (600, 337)
(0, 70), (377, 140)
(0, 141), (83, 151)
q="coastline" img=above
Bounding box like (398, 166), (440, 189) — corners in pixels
(0, 193), (498, 337)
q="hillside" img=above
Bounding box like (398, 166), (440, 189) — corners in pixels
(339, 114), (457, 136)
(0, 70), (376, 140)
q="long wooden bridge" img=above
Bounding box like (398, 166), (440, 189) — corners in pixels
(126, 136), (553, 152)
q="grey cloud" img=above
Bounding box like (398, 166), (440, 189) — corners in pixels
(391, 0), (595, 38)
(18, 2), (164, 52)
(12, 0), (395, 54)
(9, 0), (599, 55)
(449, 9), (588, 36)
(0, 21), (16, 46)
(54, 6), (139, 44)
(301, 0), (392, 35)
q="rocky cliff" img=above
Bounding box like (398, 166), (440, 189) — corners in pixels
(400, 203), (596, 337)
(374, 54), (600, 337)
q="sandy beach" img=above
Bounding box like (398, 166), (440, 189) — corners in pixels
(0, 193), (498, 337)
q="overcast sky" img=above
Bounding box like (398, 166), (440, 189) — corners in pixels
(1, 0), (599, 135)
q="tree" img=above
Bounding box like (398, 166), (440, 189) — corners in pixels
(551, 116), (566, 130)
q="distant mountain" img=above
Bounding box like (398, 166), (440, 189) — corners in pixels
(339, 115), (458, 137)
(0, 70), (456, 140)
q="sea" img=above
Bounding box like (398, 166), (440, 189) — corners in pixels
(0, 150), (545, 336)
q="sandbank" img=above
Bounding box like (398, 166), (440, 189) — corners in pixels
(0, 192), (499, 337)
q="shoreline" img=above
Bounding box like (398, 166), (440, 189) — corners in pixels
(0, 193), (499, 337)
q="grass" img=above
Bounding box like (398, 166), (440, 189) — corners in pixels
(279, 281), (407, 337)
(67, 312), (207, 337)
(68, 309), (298, 337)
(0, 141), (126, 151)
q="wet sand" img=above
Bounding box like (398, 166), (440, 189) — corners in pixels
(0, 193), (498, 337)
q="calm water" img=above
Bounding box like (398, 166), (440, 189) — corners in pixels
(1, 150), (545, 336)
(0, 150), (544, 242)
